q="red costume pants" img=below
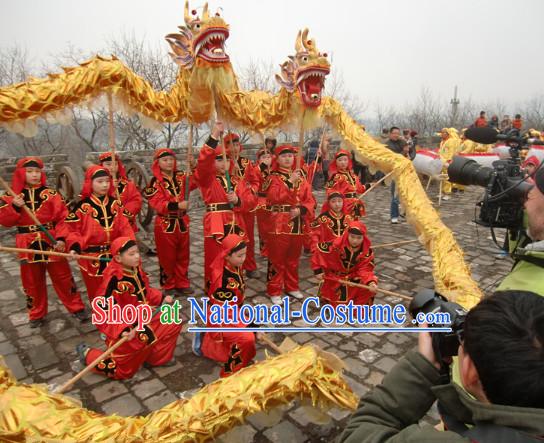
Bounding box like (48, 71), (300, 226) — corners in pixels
(155, 225), (190, 290)
(86, 320), (182, 380)
(21, 260), (85, 321)
(256, 208), (270, 257)
(204, 236), (223, 289)
(241, 211), (257, 272)
(266, 234), (304, 296)
(201, 330), (256, 377)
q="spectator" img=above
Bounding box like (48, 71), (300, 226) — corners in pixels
(385, 127), (414, 224)
(512, 114), (523, 130)
(500, 114), (512, 133)
(489, 114), (499, 129)
(340, 290), (544, 443)
(474, 111), (488, 128)
(380, 128), (389, 141)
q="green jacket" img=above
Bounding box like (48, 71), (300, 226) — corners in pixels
(498, 240), (544, 296)
(339, 351), (544, 442)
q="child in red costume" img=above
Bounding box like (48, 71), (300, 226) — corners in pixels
(325, 149), (366, 219)
(254, 147), (273, 257)
(194, 122), (257, 289)
(99, 152), (142, 231)
(310, 189), (354, 251)
(223, 133), (260, 277)
(264, 145), (315, 305)
(144, 148), (197, 294)
(192, 234), (263, 377)
(61, 166), (135, 301)
(0, 157), (87, 327)
(77, 237), (180, 379)
(312, 220), (377, 307)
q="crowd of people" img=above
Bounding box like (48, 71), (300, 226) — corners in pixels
(0, 120), (379, 379)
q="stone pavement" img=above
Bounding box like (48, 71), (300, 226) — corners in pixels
(0, 182), (512, 442)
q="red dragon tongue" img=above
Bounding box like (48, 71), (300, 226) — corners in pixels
(300, 76), (324, 106)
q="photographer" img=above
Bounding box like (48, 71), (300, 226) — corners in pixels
(340, 290), (544, 442)
(498, 167), (544, 295)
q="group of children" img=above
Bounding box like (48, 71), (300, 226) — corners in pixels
(0, 120), (378, 379)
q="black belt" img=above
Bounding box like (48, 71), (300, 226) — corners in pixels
(206, 203), (232, 212)
(266, 204), (293, 212)
(344, 193), (358, 198)
(84, 245), (111, 253)
(17, 222), (53, 234)
(161, 212), (186, 219)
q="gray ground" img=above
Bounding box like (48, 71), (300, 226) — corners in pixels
(0, 183), (511, 442)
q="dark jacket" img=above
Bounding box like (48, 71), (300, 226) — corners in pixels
(385, 139), (416, 160)
(339, 351), (544, 442)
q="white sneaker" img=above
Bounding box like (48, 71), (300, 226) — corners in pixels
(270, 295), (283, 305)
(287, 290), (304, 299)
(442, 195), (450, 201)
(391, 218), (399, 224)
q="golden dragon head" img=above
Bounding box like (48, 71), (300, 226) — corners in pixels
(276, 28), (330, 108)
(165, 1), (230, 69)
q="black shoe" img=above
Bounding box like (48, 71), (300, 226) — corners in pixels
(29, 318), (45, 328)
(76, 343), (90, 366)
(245, 270), (258, 279)
(175, 287), (194, 295)
(144, 359), (177, 369)
(73, 309), (90, 323)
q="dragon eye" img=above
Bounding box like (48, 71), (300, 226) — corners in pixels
(302, 56), (308, 62)
(195, 23), (201, 30)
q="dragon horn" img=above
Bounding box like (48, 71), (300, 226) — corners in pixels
(301, 28), (312, 51)
(295, 30), (303, 53)
(184, 0), (191, 24)
(202, 2), (209, 20)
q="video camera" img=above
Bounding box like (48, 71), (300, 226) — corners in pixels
(447, 127), (542, 229)
(409, 289), (467, 363)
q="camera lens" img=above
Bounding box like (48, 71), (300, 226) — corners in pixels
(448, 157), (494, 187)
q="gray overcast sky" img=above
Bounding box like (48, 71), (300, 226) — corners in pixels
(2, 0), (544, 112)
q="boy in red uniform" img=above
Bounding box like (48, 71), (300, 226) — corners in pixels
(0, 157), (88, 327)
(195, 122), (257, 289)
(310, 190), (353, 250)
(62, 165), (135, 301)
(192, 234), (262, 377)
(99, 152), (142, 231)
(325, 149), (366, 219)
(312, 220), (377, 307)
(224, 132), (260, 277)
(144, 148), (196, 295)
(254, 147), (273, 257)
(76, 237), (180, 379)
(264, 145), (315, 305)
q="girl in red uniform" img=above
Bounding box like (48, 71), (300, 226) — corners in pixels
(310, 189), (354, 251)
(144, 148), (196, 294)
(0, 157), (87, 327)
(62, 166), (135, 301)
(312, 220), (377, 307)
(264, 145), (315, 305)
(192, 234), (262, 377)
(195, 122), (257, 289)
(325, 149), (366, 219)
(99, 152), (142, 231)
(77, 237), (180, 379)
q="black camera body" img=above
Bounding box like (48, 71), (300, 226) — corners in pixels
(409, 289), (467, 361)
(447, 128), (538, 230)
